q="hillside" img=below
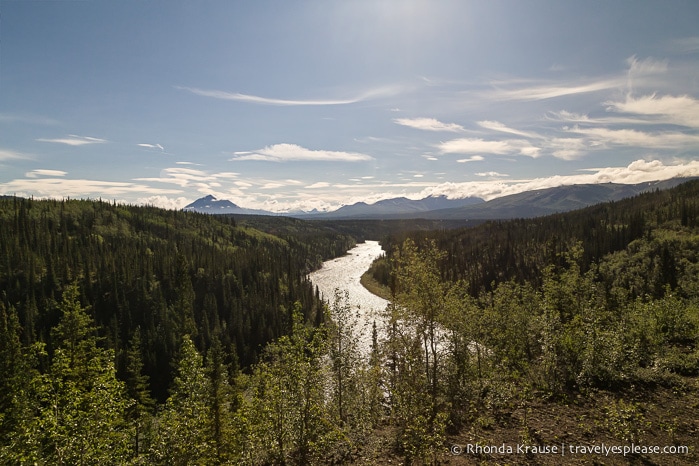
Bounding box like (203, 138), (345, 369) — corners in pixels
(364, 179), (699, 464)
(0, 197), (352, 401)
(373, 179), (699, 296)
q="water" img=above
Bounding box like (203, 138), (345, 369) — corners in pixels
(308, 240), (389, 353)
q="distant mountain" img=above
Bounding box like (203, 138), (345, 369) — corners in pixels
(417, 178), (697, 220)
(183, 195), (275, 215)
(184, 178), (696, 220)
(298, 195), (485, 219)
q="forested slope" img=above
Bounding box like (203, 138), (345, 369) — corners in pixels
(0, 197), (351, 401)
(373, 179), (699, 299)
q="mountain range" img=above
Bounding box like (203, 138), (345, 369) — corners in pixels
(184, 177), (696, 220)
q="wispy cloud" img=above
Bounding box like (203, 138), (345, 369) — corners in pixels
(306, 181), (331, 189)
(230, 143), (373, 162)
(565, 126), (699, 149)
(544, 110), (649, 126)
(626, 55), (668, 78)
(394, 117), (465, 132)
(0, 149), (32, 161)
(138, 143), (165, 151)
(456, 155), (484, 163)
(37, 135), (107, 146)
(0, 113), (60, 126)
(0, 178), (181, 198)
(488, 77), (624, 102)
(136, 195), (192, 210)
(135, 168), (240, 188)
(605, 93), (699, 128)
(176, 85), (403, 106)
(439, 138), (512, 155)
(477, 120), (542, 139)
(671, 36), (699, 54)
(25, 169), (67, 178)
(439, 138), (540, 158)
(547, 138), (588, 160)
(475, 171), (510, 178)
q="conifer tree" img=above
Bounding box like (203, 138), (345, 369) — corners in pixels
(148, 335), (213, 465)
(35, 283), (133, 465)
(124, 326), (154, 458)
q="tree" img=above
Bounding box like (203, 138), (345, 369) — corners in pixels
(387, 239), (449, 464)
(0, 302), (37, 462)
(148, 335), (213, 465)
(206, 336), (237, 463)
(326, 289), (378, 461)
(124, 327), (155, 458)
(34, 284), (133, 465)
(241, 304), (327, 465)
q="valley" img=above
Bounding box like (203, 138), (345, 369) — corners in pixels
(1, 178), (698, 464)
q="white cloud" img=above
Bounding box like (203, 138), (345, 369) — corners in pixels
(475, 171), (510, 177)
(0, 149), (31, 161)
(136, 168), (214, 187)
(439, 138), (511, 155)
(306, 181), (331, 189)
(177, 85), (403, 106)
(0, 178), (181, 198)
(136, 195), (192, 210)
(672, 36), (699, 54)
(36, 135), (107, 146)
(230, 143), (373, 162)
(545, 110), (648, 126)
(25, 169), (67, 178)
(394, 117), (465, 132)
(547, 138), (587, 160)
(457, 155), (485, 163)
(439, 138), (540, 158)
(605, 93), (699, 128)
(477, 120), (542, 139)
(566, 125), (699, 148)
(626, 55), (668, 76)
(138, 143), (165, 151)
(488, 77), (624, 102)
(0, 113), (60, 126)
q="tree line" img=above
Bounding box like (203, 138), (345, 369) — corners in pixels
(0, 197), (353, 402)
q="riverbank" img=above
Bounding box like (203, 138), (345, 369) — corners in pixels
(359, 269), (392, 301)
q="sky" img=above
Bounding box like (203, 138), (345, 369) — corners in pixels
(1, 0), (699, 212)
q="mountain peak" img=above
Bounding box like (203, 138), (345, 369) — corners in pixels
(184, 195), (239, 211)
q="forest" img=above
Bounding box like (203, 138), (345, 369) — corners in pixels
(1, 180), (698, 464)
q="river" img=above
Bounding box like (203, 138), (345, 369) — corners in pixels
(308, 240), (389, 353)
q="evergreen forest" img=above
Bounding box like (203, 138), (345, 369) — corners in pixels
(1, 180), (699, 464)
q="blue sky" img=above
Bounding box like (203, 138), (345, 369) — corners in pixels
(1, 0), (699, 212)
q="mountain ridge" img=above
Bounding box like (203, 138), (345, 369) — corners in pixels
(183, 177), (697, 220)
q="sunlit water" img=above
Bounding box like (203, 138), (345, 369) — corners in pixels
(308, 240), (389, 353)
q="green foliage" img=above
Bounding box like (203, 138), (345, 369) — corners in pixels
(0, 197), (337, 401)
(29, 284), (132, 465)
(384, 239), (452, 463)
(240, 304), (328, 465)
(602, 399), (650, 443)
(148, 335), (213, 465)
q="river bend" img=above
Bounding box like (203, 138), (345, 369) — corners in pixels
(308, 240), (389, 352)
